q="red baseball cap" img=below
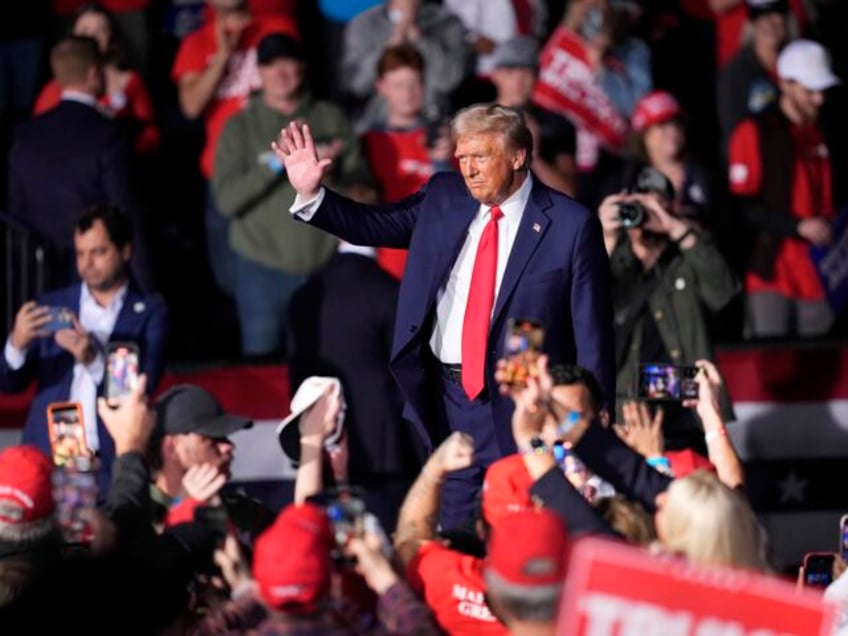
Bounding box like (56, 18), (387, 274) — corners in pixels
(482, 454), (535, 525)
(665, 449), (717, 478)
(253, 503), (334, 611)
(485, 509), (569, 587)
(0, 445), (54, 525)
(631, 90), (682, 133)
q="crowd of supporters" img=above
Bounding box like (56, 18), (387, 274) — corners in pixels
(1, 0), (847, 634)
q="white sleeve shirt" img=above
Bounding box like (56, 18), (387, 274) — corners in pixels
(73, 284), (127, 451)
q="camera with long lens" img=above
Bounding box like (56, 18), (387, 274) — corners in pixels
(616, 201), (646, 229)
(615, 165), (677, 229)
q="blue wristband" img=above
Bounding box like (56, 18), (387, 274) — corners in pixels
(646, 456), (671, 470)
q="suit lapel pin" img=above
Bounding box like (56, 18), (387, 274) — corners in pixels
(134, 302), (145, 313)
(532, 223), (541, 233)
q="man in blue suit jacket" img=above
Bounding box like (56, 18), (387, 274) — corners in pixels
(274, 104), (615, 528)
(0, 205), (167, 494)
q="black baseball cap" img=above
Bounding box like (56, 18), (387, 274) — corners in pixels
(257, 33), (304, 66)
(747, 0), (788, 20)
(154, 385), (252, 438)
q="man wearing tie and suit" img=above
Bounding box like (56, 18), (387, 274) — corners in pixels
(0, 205), (167, 495)
(274, 104), (615, 529)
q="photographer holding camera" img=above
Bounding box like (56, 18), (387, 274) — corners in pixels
(598, 167), (739, 452)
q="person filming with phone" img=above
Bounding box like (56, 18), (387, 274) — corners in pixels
(598, 166), (739, 452)
(0, 204), (167, 494)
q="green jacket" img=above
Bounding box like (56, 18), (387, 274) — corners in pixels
(610, 233), (740, 420)
(212, 93), (371, 273)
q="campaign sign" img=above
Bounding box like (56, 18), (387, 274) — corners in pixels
(557, 537), (835, 636)
(811, 209), (848, 316)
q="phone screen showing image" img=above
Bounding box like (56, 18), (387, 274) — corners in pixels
(503, 318), (544, 389)
(840, 517), (848, 561)
(638, 364), (699, 401)
(804, 553), (835, 588)
(47, 403), (87, 468)
(106, 344), (139, 404)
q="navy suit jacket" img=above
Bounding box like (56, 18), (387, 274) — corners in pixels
(0, 283), (167, 485)
(7, 100), (134, 250)
(304, 171), (615, 457)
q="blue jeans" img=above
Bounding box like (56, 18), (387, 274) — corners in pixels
(205, 184), (236, 295)
(234, 254), (307, 356)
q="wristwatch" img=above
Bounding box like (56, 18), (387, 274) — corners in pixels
(519, 435), (548, 456)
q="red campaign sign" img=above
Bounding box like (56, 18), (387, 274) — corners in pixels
(532, 26), (628, 153)
(558, 537), (835, 636)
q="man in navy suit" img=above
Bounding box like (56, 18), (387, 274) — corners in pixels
(6, 36), (149, 288)
(274, 104), (615, 528)
(0, 205), (167, 494)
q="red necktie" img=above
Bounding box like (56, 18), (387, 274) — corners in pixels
(462, 206), (503, 399)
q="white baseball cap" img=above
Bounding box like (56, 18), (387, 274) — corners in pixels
(277, 377), (345, 463)
(777, 40), (840, 91)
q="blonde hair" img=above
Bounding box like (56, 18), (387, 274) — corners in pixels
(657, 471), (769, 572)
(593, 495), (656, 546)
(451, 103), (533, 170)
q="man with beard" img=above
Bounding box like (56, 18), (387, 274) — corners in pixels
(0, 204), (167, 493)
(147, 384), (275, 540)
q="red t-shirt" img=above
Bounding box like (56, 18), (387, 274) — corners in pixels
(407, 542), (508, 636)
(714, 0), (807, 68)
(728, 118), (833, 299)
(362, 127), (436, 279)
(171, 15), (298, 177)
(33, 71), (160, 154)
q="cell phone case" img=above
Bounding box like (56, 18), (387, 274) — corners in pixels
(46, 402), (88, 468)
(503, 318), (545, 387)
(105, 342), (140, 402)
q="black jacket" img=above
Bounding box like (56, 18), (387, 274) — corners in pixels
(287, 252), (423, 479)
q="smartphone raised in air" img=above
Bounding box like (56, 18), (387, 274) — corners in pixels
(46, 401), (88, 468)
(501, 318), (545, 390)
(105, 342), (140, 407)
(803, 552), (835, 588)
(637, 363), (699, 401)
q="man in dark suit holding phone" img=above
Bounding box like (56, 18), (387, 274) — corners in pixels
(274, 104), (615, 529)
(0, 205), (167, 494)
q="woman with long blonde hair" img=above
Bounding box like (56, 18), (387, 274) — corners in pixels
(655, 470), (770, 572)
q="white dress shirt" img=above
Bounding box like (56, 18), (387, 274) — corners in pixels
(338, 241), (377, 259)
(60, 89), (98, 108)
(428, 174), (532, 363)
(290, 173), (533, 364)
(4, 284), (128, 450)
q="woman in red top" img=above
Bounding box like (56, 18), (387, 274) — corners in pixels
(34, 3), (159, 155)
